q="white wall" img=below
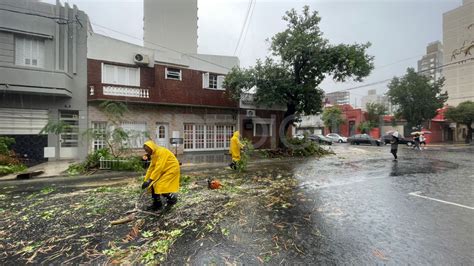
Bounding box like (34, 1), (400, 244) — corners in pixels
(88, 33), (155, 67)
(442, 1), (474, 106)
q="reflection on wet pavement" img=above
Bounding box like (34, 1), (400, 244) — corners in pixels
(291, 145), (474, 264)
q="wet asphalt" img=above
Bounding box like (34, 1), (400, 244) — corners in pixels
(294, 144), (474, 264)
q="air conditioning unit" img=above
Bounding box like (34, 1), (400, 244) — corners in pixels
(246, 109), (256, 117)
(134, 53), (149, 65)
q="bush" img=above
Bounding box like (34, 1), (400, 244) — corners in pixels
(0, 152), (20, 166)
(112, 156), (144, 172)
(235, 138), (254, 172)
(84, 148), (111, 169)
(286, 138), (333, 157)
(66, 163), (86, 176)
(0, 137), (15, 156)
(0, 164), (27, 176)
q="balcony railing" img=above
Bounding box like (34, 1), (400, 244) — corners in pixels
(88, 84), (151, 102)
(102, 85), (149, 98)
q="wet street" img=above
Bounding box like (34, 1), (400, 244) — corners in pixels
(1, 144), (472, 264)
(293, 144), (474, 264)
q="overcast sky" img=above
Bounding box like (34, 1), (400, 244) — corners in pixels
(45, 0), (461, 107)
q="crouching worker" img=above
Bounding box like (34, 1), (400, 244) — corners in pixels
(229, 131), (243, 170)
(141, 140), (180, 211)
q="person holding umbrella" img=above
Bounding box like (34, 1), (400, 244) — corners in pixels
(390, 131), (400, 161)
(413, 133), (421, 150)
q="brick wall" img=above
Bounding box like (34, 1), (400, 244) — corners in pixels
(88, 102), (237, 154)
(239, 109), (285, 149)
(87, 59), (238, 108)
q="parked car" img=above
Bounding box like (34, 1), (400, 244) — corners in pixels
(293, 134), (305, 140)
(381, 134), (414, 146)
(309, 134), (333, 145)
(325, 133), (347, 143)
(347, 134), (381, 146)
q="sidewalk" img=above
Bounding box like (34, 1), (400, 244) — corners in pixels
(0, 150), (295, 182)
(0, 160), (79, 181)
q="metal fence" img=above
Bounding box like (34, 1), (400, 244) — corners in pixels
(99, 157), (149, 170)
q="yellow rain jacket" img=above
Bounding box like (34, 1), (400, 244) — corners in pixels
(143, 140), (180, 194)
(230, 131), (243, 161)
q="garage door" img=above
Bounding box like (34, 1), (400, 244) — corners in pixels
(0, 108), (49, 135)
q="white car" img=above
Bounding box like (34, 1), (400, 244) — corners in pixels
(325, 133), (347, 143)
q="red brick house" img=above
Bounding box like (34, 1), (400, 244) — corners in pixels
(87, 34), (285, 154)
(324, 104), (366, 137)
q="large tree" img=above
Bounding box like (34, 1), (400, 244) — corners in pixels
(445, 101), (474, 143)
(387, 68), (447, 130)
(224, 6), (374, 137)
(366, 102), (387, 127)
(322, 106), (345, 133)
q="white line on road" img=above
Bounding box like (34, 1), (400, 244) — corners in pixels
(409, 191), (474, 210)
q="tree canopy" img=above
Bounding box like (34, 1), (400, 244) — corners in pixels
(366, 102), (387, 127)
(224, 6), (374, 136)
(387, 68), (447, 130)
(445, 101), (474, 143)
(322, 106), (345, 133)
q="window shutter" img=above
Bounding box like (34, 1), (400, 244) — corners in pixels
(202, 72), (209, 88)
(217, 75), (225, 89)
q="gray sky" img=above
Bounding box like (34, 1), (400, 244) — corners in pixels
(46, 0), (461, 107)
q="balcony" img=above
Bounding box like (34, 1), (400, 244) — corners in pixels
(88, 84), (152, 103)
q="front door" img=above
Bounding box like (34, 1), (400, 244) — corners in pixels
(156, 124), (168, 148)
(59, 110), (79, 159)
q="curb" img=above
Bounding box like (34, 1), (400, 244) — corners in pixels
(0, 157), (310, 184)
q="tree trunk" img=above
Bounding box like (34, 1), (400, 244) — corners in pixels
(280, 104), (296, 148)
(466, 124), (472, 144)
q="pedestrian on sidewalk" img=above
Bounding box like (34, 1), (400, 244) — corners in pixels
(229, 131), (243, 170)
(141, 140), (180, 211)
(390, 132), (399, 161)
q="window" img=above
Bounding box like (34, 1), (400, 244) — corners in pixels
(92, 122), (107, 151)
(184, 124), (235, 151)
(158, 125), (166, 139)
(209, 74), (218, 89)
(206, 125), (215, 149)
(121, 122), (147, 148)
(202, 73), (225, 90)
(166, 67), (182, 80)
(15, 35), (45, 68)
(254, 120), (272, 137)
(184, 124), (194, 150)
(102, 64), (140, 86)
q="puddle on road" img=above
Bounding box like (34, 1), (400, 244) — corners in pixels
(293, 157), (459, 190)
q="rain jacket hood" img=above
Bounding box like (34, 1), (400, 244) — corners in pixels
(143, 140), (180, 194)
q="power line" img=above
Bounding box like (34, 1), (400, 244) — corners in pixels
(337, 57), (474, 93)
(233, 0), (253, 56)
(90, 22), (235, 71)
(0, 6), (72, 24)
(235, 0), (256, 56)
(0, 2), (236, 71)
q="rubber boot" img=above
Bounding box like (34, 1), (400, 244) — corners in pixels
(165, 194), (178, 206)
(146, 198), (162, 211)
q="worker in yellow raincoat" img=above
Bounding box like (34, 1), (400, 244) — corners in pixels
(141, 140), (180, 211)
(229, 131), (243, 170)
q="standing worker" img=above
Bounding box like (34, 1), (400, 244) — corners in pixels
(390, 132), (399, 161)
(229, 131), (243, 170)
(141, 140), (180, 211)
